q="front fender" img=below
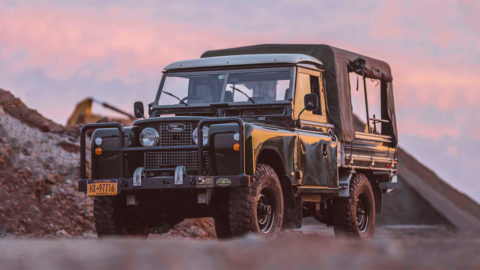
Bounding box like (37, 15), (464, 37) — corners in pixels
(247, 124), (297, 184)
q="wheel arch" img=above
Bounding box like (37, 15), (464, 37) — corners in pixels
(256, 148), (286, 180)
(256, 148), (301, 228)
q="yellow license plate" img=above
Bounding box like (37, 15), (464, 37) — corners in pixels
(87, 181), (117, 196)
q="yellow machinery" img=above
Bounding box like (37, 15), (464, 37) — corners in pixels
(66, 97), (135, 128)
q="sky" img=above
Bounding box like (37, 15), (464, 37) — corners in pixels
(1, 0), (479, 202)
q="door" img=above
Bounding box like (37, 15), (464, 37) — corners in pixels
(295, 67), (337, 187)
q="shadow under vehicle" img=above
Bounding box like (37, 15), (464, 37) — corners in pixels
(78, 44), (398, 239)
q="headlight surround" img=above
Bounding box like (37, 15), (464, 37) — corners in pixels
(140, 127), (159, 147)
(192, 126), (209, 146)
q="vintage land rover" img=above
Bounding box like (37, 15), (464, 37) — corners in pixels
(79, 44), (398, 239)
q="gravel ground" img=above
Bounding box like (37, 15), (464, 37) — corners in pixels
(1, 224), (479, 270)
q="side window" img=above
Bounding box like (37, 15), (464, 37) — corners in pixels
(309, 75), (322, 115)
(296, 72), (311, 117)
(296, 71), (326, 121)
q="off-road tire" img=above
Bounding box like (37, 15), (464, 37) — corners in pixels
(224, 163), (284, 237)
(94, 196), (149, 237)
(213, 213), (232, 239)
(333, 173), (375, 239)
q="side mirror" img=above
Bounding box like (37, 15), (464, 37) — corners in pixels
(304, 94), (319, 111)
(134, 101), (144, 118)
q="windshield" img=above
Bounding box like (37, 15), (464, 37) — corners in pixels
(156, 67), (294, 106)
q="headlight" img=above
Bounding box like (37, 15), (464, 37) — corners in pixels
(233, 132), (240, 141)
(192, 126), (209, 146)
(95, 137), (103, 146)
(140, 127), (159, 147)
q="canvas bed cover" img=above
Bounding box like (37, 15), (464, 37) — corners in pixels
(201, 44), (398, 146)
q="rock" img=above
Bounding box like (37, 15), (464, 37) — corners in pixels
(55, 229), (70, 237)
(167, 218), (216, 239)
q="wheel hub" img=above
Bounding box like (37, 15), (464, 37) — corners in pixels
(256, 189), (275, 233)
(356, 195), (370, 233)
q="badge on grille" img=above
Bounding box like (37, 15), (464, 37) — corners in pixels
(166, 123), (186, 132)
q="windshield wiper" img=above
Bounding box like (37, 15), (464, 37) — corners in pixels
(230, 86), (255, 103)
(162, 91), (188, 106)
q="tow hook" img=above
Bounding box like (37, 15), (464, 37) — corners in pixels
(175, 166), (186, 185)
(133, 167), (144, 187)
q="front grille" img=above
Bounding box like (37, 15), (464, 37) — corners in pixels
(145, 151), (208, 172)
(158, 121), (195, 146)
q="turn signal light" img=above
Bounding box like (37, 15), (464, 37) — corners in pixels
(233, 143), (240, 151)
(95, 147), (103, 156)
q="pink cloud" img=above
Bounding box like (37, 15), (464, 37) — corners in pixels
(457, 0), (480, 33)
(399, 116), (461, 140)
(393, 61), (480, 110)
(364, 0), (480, 112)
(0, 3), (262, 82)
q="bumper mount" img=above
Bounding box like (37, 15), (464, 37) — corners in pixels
(79, 174), (250, 194)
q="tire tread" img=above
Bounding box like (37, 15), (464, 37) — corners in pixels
(220, 163), (283, 237)
(333, 173), (375, 239)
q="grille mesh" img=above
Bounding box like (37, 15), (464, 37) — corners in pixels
(158, 121), (195, 146)
(144, 121), (208, 172)
(145, 151), (208, 172)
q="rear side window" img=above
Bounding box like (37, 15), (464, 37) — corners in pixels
(349, 73), (383, 133)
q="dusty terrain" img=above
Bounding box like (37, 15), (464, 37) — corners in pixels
(2, 224), (480, 270)
(0, 89), (93, 236)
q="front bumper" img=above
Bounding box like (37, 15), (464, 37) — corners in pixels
(78, 174), (250, 194)
(79, 118), (248, 195)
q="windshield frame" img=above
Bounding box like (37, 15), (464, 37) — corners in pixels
(154, 66), (296, 107)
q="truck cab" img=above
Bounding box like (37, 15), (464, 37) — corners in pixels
(79, 44), (398, 239)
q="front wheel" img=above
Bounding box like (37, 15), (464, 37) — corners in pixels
(94, 196), (149, 237)
(215, 163), (284, 238)
(333, 174), (375, 240)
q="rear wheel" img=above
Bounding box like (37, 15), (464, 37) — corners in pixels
(214, 163), (284, 238)
(333, 174), (375, 240)
(94, 195), (149, 237)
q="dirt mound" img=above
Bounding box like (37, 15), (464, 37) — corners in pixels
(0, 89), (93, 236)
(166, 218), (217, 239)
(0, 89), (64, 134)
